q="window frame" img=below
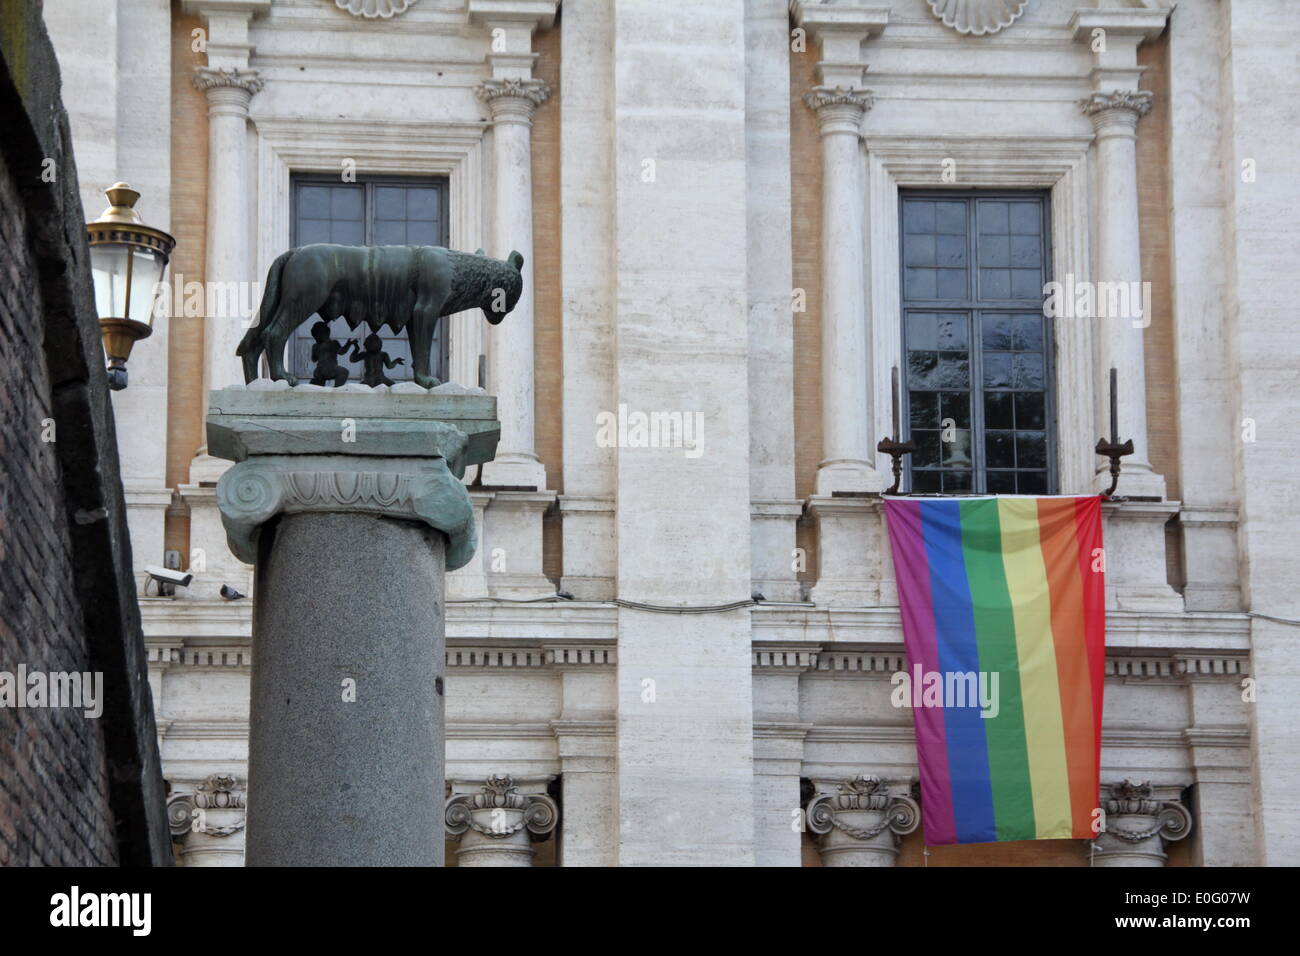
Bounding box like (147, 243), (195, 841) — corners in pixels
(288, 172), (451, 383)
(897, 188), (1058, 495)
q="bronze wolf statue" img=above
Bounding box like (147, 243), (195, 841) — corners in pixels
(237, 244), (524, 387)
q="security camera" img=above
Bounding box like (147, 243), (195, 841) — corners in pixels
(144, 564), (192, 597)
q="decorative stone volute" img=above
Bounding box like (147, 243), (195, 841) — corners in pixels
(1094, 780), (1193, 867)
(445, 775), (559, 867)
(807, 775), (920, 867)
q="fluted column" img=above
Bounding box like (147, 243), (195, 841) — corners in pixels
(1093, 780), (1193, 867)
(1081, 90), (1164, 498)
(791, 1), (888, 495)
(167, 774), (247, 867)
(476, 77), (550, 490)
(192, 66), (262, 478)
(445, 775), (558, 867)
(1072, 8), (1168, 499)
(806, 775), (919, 866)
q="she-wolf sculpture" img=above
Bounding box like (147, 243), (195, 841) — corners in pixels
(237, 244), (524, 387)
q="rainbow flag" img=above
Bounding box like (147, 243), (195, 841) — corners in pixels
(883, 495), (1105, 845)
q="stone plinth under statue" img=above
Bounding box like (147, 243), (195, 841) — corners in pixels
(206, 380), (500, 866)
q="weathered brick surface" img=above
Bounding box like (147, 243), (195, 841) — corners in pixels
(0, 107), (119, 869)
(0, 0), (171, 866)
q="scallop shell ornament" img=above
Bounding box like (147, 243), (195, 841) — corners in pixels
(926, 0), (1029, 36)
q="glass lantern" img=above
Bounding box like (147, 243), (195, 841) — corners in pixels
(86, 183), (176, 389)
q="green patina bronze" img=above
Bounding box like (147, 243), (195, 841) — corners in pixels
(237, 244), (524, 387)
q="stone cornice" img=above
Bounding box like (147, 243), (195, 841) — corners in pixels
(192, 66), (264, 96)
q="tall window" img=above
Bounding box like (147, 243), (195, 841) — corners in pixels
(900, 191), (1055, 494)
(289, 175), (450, 383)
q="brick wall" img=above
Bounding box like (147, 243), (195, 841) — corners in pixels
(164, 8), (210, 563)
(533, 19), (563, 582)
(0, 0), (171, 866)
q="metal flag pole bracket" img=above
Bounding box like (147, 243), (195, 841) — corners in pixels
(879, 365), (916, 495)
(1095, 367), (1134, 500)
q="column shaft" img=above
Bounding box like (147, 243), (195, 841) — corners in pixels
(245, 513), (445, 867)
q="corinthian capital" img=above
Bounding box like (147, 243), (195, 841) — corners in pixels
(803, 84), (874, 115)
(475, 77), (551, 121)
(1079, 89), (1153, 119)
(193, 66), (265, 96)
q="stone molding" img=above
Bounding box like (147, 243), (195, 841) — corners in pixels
(216, 455), (475, 569)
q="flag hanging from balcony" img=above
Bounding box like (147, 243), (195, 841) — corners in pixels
(883, 495), (1105, 845)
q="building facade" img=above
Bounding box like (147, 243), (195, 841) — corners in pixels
(42, 0), (1299, 865)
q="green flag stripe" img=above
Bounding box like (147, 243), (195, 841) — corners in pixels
(959, 499), (1036, 841)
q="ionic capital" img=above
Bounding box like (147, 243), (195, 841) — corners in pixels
(807, 775), (920, 844)
(445, 775), (559, 840)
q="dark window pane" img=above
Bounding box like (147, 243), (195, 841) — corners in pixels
(907, 350), (939, 388)
(297, 186), (330, 217)
(407, 220), (438, 245)
(1013, 314), (1043, 351)
(911, 470), (942, 493)
(375, 186), (406, 220)
(980, 268), (1011, 299)
(987, 470), (1016, 494)
(984, 391), (1013, 429)
(986, 431), (1014, 468)
(331, 219), (363, 244)
(982, 314), (1012, 350)
(1009, 202), (1040, 235)
(1010, 269), (1042, 300)
(1010, 234), (1041, 268)
(374, 220), (407, 245)
(936, 353), (970, 388)
(1018, 471), (1047, 495)
(909, 391), (939, 430)
(906, 268), (938, 299)
(908, 312), (937, 350)
(942, 471), (971, 493)
(979, 235), (1010, 268)
(407, 188), (438, 220)
(941, 429), (971, 468)
(936, 268), (967, 299)
(935, 314), (968, 349)
(1014, 392), (1045, 429)
(903, 200), (935, 234)
(936, 234), (966, 266)
(1013, 352), (1044, 389)
(941, 392), (970, 429)
(1016, 431), (1047, 469)
(983, 352), (1012, 388)
(935, 202), (965, 235)
(299, 219), (330, 245)
(912, 432), (941, 469)
(978, 201), (1009, 235)
(904, 234), (936, 266)
(331, 187), (363, 220)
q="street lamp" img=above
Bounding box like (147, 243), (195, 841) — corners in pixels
(85, 182), (175, 390)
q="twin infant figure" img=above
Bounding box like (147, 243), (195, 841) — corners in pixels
(309, 320), (407, 388)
